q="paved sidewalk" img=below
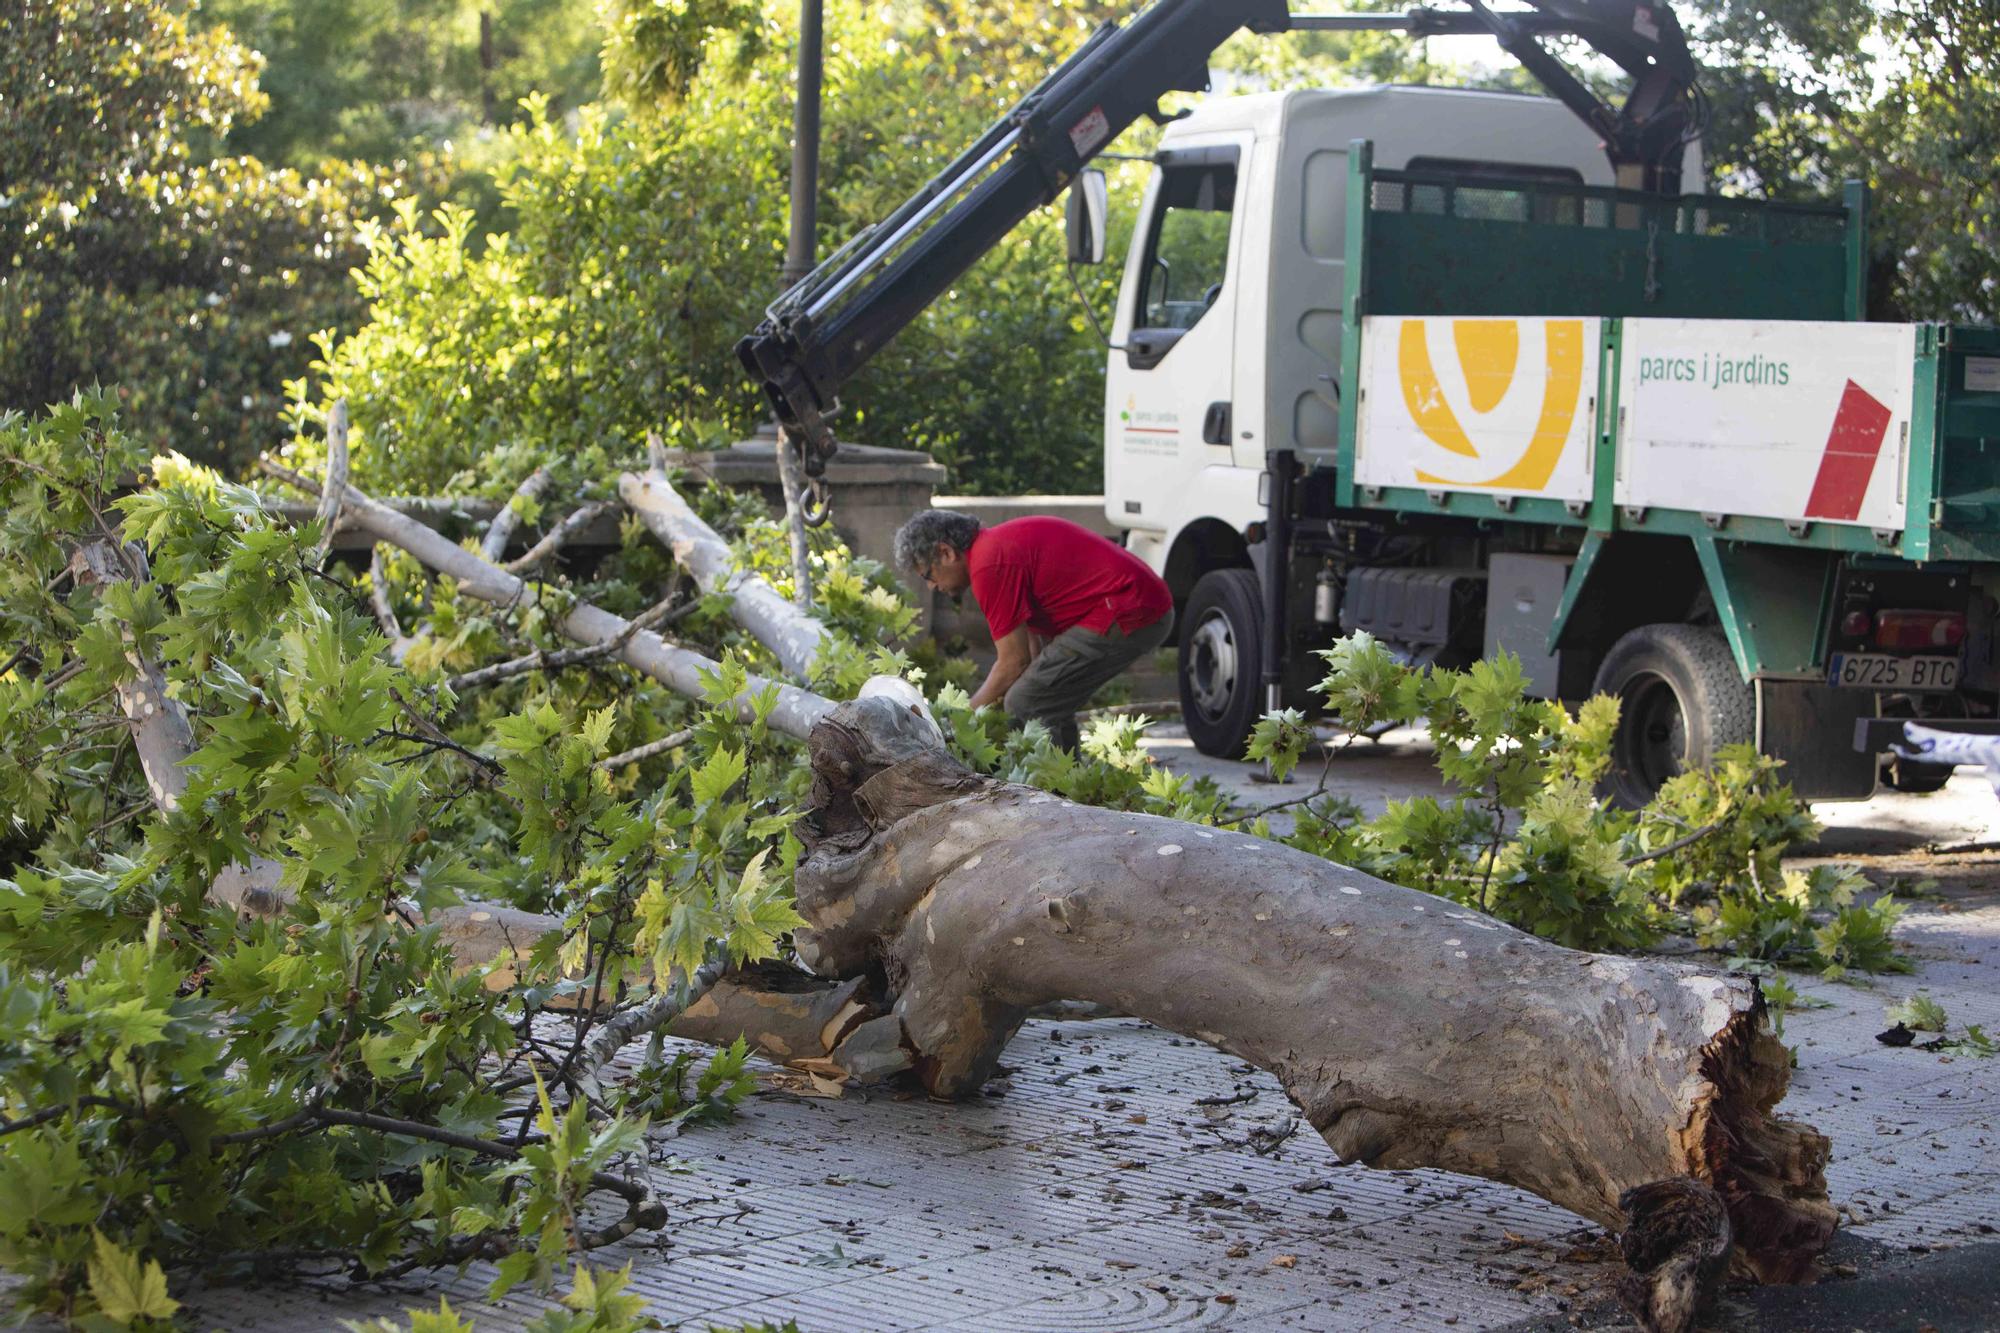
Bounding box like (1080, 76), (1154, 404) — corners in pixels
(186, 883), (2000, 1332)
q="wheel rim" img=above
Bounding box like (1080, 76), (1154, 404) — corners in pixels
(1187, 609), (1239, 722)
(1619, 672), (1689, 794)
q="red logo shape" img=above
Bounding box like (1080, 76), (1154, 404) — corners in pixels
(1804, 379), (1893, 521)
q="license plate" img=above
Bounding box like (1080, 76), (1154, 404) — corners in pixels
(1827, 653), (1960, 691)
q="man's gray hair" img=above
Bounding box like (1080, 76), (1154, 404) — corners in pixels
(893, 509), (983, 571)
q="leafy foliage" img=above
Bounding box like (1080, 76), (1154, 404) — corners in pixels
(1684, 0), (2000, 321)
(1243, 634), (1909, 963)
(0, 398), (826, 1323)
(202, 0), (604, 171)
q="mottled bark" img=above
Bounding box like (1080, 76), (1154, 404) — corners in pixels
(619, 468), (827, 680)
(481, 465), (551, 562)
(275, 465), (836, 742)
(758, 696), (1834, 1308)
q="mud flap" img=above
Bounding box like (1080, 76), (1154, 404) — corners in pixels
(1756, 680), (1878, 800)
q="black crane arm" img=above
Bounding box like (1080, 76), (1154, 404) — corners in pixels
(737, 0), (1699, 489)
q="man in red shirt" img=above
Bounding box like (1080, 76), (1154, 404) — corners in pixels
(895, 510), (1174, 750)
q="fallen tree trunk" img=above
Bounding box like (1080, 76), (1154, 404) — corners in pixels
(619, 467), (827, 680)
(759, 695), (1835, 1318)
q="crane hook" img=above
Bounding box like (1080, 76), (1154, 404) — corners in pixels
(799, 476), (833, 528)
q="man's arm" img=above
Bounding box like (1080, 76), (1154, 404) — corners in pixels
(968, 624), (1034, 711)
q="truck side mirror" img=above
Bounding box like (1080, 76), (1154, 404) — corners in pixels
(1065, 169), (1108, 265)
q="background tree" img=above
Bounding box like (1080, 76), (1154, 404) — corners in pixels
(0, 0), (403, 475)
(202, 0), (604, 171)
(1680, 0), (1998, 321)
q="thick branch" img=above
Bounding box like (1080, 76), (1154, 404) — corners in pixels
(265, 460), (834, 741)
(503, 500), (619, 574)
(481, 466), (551, 562)
(619, 467), (827, 680)
(773, 429), (814, 609)
(368, 547), (416, 664)
(311, 400), (350, 567)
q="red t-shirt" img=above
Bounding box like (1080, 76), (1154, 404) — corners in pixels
(967, 517), (1172, 641)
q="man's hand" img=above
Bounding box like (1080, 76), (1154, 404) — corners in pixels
(968, 624), (1033, 712)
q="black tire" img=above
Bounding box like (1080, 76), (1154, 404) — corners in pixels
(1593, 624), (1754, 809)
(1179, 567), (1264, 759)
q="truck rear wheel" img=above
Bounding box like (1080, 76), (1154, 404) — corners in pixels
(1594, 624), (1753, 809)
(1179, 568), (1264, 759)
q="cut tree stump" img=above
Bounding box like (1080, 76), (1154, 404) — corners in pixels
(701, 695), (1836, 1327)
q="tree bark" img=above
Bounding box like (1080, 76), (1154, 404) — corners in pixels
(762, 696), (1835, 1305)
(269, 464), (836, 742)
(481, 465), (551, 562)
(619, 467), (827, 680)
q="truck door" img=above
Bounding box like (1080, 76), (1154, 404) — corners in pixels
(1105, 143), (1245, 532)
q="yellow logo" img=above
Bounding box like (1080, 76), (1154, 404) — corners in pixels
(1396, 318), (1584, 490)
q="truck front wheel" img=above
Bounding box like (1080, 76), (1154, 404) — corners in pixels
(1593, 624), (1754, 809)
(1179, 567), (1265, 759)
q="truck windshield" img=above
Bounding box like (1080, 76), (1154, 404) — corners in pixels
(1138, 160), (1237, 332)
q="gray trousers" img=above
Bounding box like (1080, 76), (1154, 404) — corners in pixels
(1003, 609), (1175, 751)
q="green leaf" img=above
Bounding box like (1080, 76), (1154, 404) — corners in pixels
(87, 1230), (179, 1325)
(690, 748), (747, 807)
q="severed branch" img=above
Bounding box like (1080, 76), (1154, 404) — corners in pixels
(594, 728), (693, 772)
(368, 547), (417, 664)
(481, 465), (552, 562)
(211, 1104), (668, 1249)
(773, 428), (815, 609)
(311, 400), (350, 568)
(263, 459), (835, 741)
(619, 462), (827, 681)
(442, 590), (695, 693)
(503, 499), (618, 574)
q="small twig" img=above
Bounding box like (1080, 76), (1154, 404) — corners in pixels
(42, 657), (89, 690)
(1475, 775), (1504, 913)
(386, 687), (506, 788)
(0, 1096), (135, 1138)
(312, 401), (350, 568)
(0, 644), (30, 678)
(502, 501), (619, 575)
(482, 466), (552, 562)
(1222, 729), (1365, 827)
(576, 958), (731, 1091)
(1193, 1089), (1257, 1108)
(594, 728), (695, 772)
(218, 1104), (658, 1224)
(443, 590), (694, 693)
(1622, 821), (1722, 867)
(91, 800), (152, 836)
(1252, 1116), (1302, 1156)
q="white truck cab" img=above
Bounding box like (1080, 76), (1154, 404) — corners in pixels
(1105, 87), (1624, 584)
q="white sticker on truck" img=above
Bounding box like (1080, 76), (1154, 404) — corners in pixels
(1354, 316), (1600, 503)
(1615, 319), (1917, 531)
